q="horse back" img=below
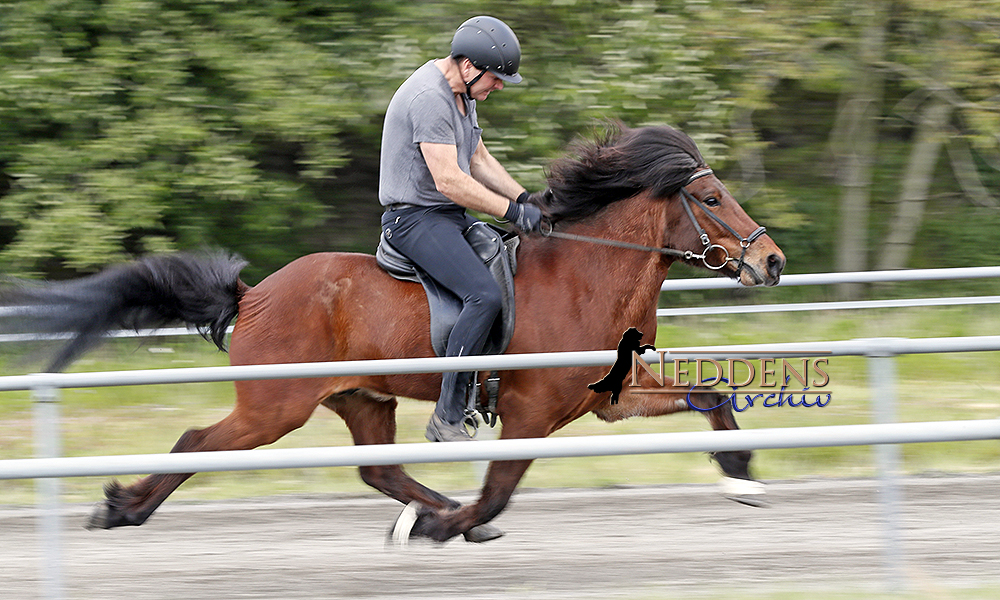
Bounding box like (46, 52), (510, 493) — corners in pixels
(229, 252), (435, 365)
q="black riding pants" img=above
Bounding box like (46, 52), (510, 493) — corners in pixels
(381, 204), (503, 424)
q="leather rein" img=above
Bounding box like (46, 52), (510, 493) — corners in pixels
(538, 168), (767, 278)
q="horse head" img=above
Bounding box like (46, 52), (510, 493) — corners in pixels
(538, 122), (784, 287)
(665, 168), (785, 287)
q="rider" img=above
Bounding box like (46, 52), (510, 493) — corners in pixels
(378, 16), (543, 442)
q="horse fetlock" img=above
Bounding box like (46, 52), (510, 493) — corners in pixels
(84, 479), (155, 529)
(709, 449), (753, 480)
(85, 502), (114, 530)
(85, 499), (149, 529)
(408, 505), (477, 543)
(387, 499), (484, 547)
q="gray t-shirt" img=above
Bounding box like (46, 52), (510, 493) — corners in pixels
(378, 60), (483, 207)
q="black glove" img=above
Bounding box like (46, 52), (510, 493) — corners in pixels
(525, 189), (554, 205)
(504, 198), (543, 232)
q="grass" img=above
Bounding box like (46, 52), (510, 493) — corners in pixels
(1, 304), (999, 505)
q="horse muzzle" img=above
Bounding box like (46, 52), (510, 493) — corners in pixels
(736, 241), (785, 287)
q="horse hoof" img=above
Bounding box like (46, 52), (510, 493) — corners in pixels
(729, 494), (771, 508)
(719, 476), (769, 508)
(387, 501), (422, 548)
(463, 523), (505, 543)
(85, 502), (112, 530)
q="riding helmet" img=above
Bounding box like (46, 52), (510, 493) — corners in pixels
(450, 16), (522, 84)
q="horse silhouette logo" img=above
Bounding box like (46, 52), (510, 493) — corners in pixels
(588, 327), (656, 404)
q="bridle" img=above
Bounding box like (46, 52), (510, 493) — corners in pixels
(538, 168), (768, 279)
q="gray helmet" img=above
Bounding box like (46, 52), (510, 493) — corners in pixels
(450, 16), (522, 84)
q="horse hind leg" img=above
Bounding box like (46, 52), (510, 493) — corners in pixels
(88, 392), (315, 529)
(87, 427), (209, 529)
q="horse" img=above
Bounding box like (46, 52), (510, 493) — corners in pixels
(4, 123), (784, 543)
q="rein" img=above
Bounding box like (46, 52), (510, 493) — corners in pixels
(539, 169), (767, 277)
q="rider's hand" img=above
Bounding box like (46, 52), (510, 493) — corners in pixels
(504, 199), (542, 232)
(525, 189), (553, 205)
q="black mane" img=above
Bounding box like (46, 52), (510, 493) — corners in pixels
(533, 123), (706, 223)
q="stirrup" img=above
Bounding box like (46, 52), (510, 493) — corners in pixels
(462, 409), (480, 439)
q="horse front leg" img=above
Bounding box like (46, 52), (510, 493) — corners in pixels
(329, 389), (507, 545)
(401, 412), (547, 544)
(405, 456), (535, 544)
(596, 382), (767, 506)
(682, 386), (754, 481)
(689, 387), (768, 506)
(323, 390), (461, 512)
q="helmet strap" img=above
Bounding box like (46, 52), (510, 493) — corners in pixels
(464, 67), (487, 97)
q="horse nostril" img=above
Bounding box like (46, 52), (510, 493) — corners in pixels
(767, 253), (785, 277)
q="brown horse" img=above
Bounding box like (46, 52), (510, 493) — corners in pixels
(5, 124), (784, 542)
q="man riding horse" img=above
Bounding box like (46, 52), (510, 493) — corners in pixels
(378, 16), (542, 442)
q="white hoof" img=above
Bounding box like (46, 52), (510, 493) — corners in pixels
(719, 476), (769, 507)
(388, 501), (421, 548)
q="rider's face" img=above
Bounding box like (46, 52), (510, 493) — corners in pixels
(462, 60), (504, 101)
(468, 71), (503, 100)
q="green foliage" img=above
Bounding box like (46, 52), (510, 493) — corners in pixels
(0, 0), (360, 277)
(0, 1), (999, 280)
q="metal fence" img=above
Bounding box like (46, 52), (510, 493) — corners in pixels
(4, 336), (1000, 598)
(4, 267), (1000, 599)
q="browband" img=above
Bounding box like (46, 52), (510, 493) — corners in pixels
(686, 168), (714, 184)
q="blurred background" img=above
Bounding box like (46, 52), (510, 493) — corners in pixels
(1, 0), (998, 288)
(2, 6), (1000, 597)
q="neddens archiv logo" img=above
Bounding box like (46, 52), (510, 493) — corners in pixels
(631, 350), (833, 411)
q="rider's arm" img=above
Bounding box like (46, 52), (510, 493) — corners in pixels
(470, 138), (526, 201)
(420, 141), (524, 218)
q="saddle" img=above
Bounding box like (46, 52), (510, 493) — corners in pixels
(375, 220), (519, 358)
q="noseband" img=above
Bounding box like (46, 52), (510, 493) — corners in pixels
(539, 169), (768, 279)
(675, 169), (768, 275)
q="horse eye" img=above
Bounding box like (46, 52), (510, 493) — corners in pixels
(703, 196), (720, 207)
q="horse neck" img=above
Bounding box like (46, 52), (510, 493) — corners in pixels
(524, 192), (672, 341)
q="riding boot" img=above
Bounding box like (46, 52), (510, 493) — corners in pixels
(426, 371), (475, 442)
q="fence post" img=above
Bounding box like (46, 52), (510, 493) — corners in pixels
(867, 352), (903, 591)
(32, 384), (63, 600)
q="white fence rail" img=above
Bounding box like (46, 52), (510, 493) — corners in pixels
(3, 419), (1000, 481)
(5, 336), (1000, 599)
(3, 335), (1000, 392)
(659, 265), (1000, 291)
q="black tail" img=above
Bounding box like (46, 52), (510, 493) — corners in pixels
(1, 251), (248, 372)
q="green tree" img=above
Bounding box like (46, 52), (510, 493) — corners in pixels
(691, 0), (1000, 282)
(4, 0), (998, 284)
(0, 0), (368, 279)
